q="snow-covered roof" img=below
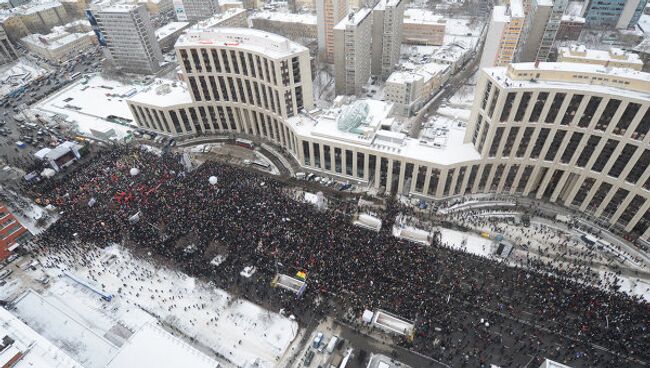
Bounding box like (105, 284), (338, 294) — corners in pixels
(492, 6), (510, 22)
(105, 323), (219, 368)
(403, 8), (446, 25)
(561, 14), (585, 23)
(189, 8), (246, 30)
(127, 80), (192, 107)
(485, 63), (650, 100)
(334, 8), (372, 29)
(177, 28), (308, 59)
(249, 10), (316, 24)
(287, 99), (481, 166)
(98, 3), (139, 12)
(155, 22), (190, 41)
(21, 32), (90, 51)
(0, 307), (83, 368)
(558, 45), (643, 65)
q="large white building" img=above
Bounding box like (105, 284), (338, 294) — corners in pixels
(126, 31), (650, 243)
(334, 8), (372, 96)
(370, 0), (405, 79)
(93, 4), (162, 74)
(384, 62), (450, 116)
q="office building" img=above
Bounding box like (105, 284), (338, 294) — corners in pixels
(0, 25), (17, 64)
(19, 0), (69, 35)
(94, 4), (163, 74)
(557, 44), (644, 70)
(190, 8), (247, 30)
(556, 15), (585, 41)
(401, 9), (446, 46)
(536, 0), (568, 61)
(249, 11), (317, 41)
(334, 8), (372, 96)
(517, 0), (552, 62)
(584, 0), (648, 29)
(21, 30), (94, 61)
(155, 21), (190, 52)
(371, 0), (405, 79)
(173, 0), (219, 21)
(480, 0), (525, 68)
(316, 0), (349, 63)
(128, 56), (650, 243)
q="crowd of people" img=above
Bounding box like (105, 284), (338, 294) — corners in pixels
(29, 146), (649, 368)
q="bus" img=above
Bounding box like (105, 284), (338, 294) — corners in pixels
(251, 161), (270, 170)
(235, 138), (254, 149)
(70, 72), (81, 79)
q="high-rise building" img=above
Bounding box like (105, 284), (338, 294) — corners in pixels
(94, 4), (163, 74)
(371, 0), (405, 79)
(174, 0), (219, 21)
(536, 0), (567, 61)
(0, 26), (18, 65)
(479, 0), (525, 68)
(334, 8), (372, 96)
(517, 0), (552, 62)
(316, 0), (349, 63)
(584, 0), (648, 29)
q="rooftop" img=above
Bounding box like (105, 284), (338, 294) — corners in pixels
(177, 28), (308, 59)
(97, 4), (139, 13)
(249, 10), (316, 24)
(334, 8), (372, 29)
(403, 8), (446, 24)
(189, 8), (247, 31)
(127, 79), (193, 107)
(485, 62), (650, 100)
(0, 306), (83, 368)
(558, 45), (643, 65)
(105, 323), (219, 368)
(287, 99), (480, 166)
(155, 22), (190, 41)
(21, 32), (90, 50)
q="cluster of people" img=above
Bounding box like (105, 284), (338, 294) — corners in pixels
(30, 147), (649, 368)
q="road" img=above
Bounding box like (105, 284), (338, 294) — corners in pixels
(0, 48), (101, 168)
(409, 24), (488, 139)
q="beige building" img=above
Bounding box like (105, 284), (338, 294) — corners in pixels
(59, 0), (88, 18)
(334, 8), (372, 96)
(0, 25), (17, 64)
(21, 30), (93, 61)
(127, 57), (650, 243)
(0, 15), (30, 42)
(190, 8), (247, 30)
(402, 8), (446, 46)
(371, 0), (405, 79)
(175, 0), (219, 21)
(384, 62), (450, 116)
(19, 1), (69, 35)
(128, 27), (314, 135)
(316, 0), (348, 63)
(249, 11), (317, 42)
(479, 0), (525, 68)
(557, 44), (644, 71)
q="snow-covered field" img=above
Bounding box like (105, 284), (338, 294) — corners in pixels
(37, 244), (298, 368)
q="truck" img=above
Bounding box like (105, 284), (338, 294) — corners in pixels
(326, 336), (338, 353)
(312, 332), (324, 349)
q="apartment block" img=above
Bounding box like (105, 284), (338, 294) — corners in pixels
(480, 0), (525, 68)
(401, 9), (446, 46)
(371, 0), (405, 79)
(316, 0), (349, 63)
(334, 8), (372, 96)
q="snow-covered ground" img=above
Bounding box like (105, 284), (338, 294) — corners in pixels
(36, 244), (298, 368)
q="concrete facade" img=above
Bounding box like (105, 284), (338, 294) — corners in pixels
(0, 25), (17, 64)
(401, 10), (445, 46)
(370, 0), (405, 79)
(94, 4), (162, 74)
(518, 0), (552, 62)
(334, 8), (372, 96)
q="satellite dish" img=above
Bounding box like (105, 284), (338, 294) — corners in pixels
(130, 168), (140, 176)
(208, 176), (218, 185)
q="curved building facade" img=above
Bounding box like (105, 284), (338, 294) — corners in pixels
(127, 30), (650, 242)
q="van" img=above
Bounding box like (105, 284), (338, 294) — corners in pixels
(312, 332), (323, 349)
(326, 336), (338, 353)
